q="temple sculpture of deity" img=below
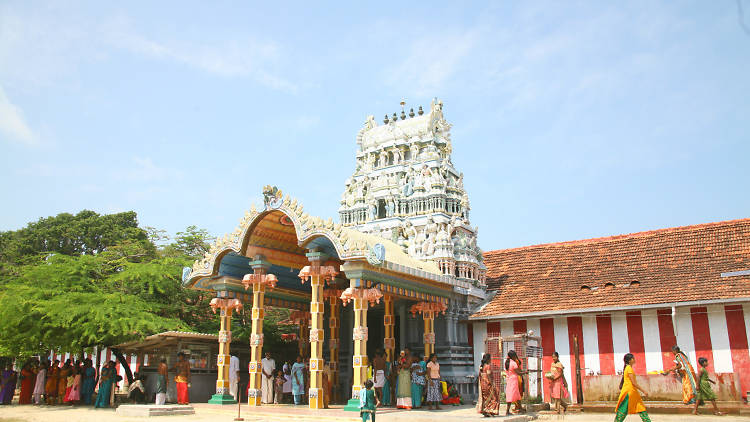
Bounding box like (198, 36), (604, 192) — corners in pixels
(339, 99), (487, 289)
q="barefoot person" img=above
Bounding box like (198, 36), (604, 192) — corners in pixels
(614, 353), (651, 422)
(549, 352), (569, 414)
(359, 379), (380, 422)
(693, 357), (723, 416)
(425, 353), (442, 411)
(372, 350), (386, 404)
(476, 354), (500, 417)
(155, 358), (168, 405)
(504, 350), (524, 415)
(172, 353), (191, 405)
(662, 345), (697, 405)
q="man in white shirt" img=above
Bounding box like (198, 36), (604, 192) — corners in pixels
(260, 352), (276, 404)
(229, 355), (240, 402)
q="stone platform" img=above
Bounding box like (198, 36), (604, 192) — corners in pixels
(115, 404), (196, 417)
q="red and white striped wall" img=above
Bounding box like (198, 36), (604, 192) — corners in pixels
(471, 302), (750, 402)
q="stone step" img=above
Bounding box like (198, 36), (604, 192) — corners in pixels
(115, 404), (196, 417)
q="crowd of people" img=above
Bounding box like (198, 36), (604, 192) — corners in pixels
(475, 346), (725, 420)
(1, 344), (727, 420)
(0, 358), (118, 407)
(0, 352), (194, 408)
(253, 347), (458, 417)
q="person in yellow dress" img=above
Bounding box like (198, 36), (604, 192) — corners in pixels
(614, 353), (651, 422)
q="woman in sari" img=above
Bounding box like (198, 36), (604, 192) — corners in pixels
(662, 345), (697, 405)
(504, 350), (524, 415)
(94, 361), (115, 408)
(381, 360), (392, 406)
(614, 353), (651, 422)
(58, 360), (71, 404)
(46, 360), (59, 405)
(80, 359), (96, 405)
(19, 361), (36, 404)
(549, 352), (568, 414)
(0, 364), (17, 405)
(291, 355), (305, 405)
(33, 361), (46, 405)
(410, 353), (426, 408)
(395, 352), (412, 409)
(65, 363), (81, 404)
(476, 354), (500, 417)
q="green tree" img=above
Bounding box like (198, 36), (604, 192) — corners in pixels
(0, 210), (291, 360)
(0, 253), (183, 357)
(0, 210), (152, 264)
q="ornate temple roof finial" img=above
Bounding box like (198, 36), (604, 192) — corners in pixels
(400, 100), (407, 120)
(418, 106), (424, 116)
(400, 110), (406, 120)
(384, 114), (390, 124)
(409, 108), (415, 118)
(392, 112), (398, 122)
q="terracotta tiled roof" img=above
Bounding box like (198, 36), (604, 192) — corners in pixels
(471, 218), (750, 319)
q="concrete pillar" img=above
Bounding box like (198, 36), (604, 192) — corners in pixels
(327, 290), (341, 402)
(423, 310), (435, 359)
(384, 295), (395, 362)
(298, 254), (338, 409)
(399, 303), (407, 351)
(243, 258), (276, 406)
(208, 298), (241, 404)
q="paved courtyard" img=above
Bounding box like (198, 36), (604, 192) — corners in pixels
(0, 404), (745, 422)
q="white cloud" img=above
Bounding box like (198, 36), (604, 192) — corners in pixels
(0, 85), (36, 146)
(383, 28), (480, 97)
(106, 19), (298, 93)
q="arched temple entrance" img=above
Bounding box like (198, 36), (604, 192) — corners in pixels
(183, 188), (453, 409)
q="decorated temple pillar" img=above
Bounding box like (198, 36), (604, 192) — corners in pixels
(299, 253), (338, 409)
(324, 288), (342, 402)
(208, 297), (243, 404)
(299, 318), (310, 357)
(242, 258), (277, 406)
(383, 295), (395, 362)
(410, 301), (447, 359)
(341, 280), (382, 411)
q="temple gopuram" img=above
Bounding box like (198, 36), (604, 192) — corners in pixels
(182, 99), (487, 408)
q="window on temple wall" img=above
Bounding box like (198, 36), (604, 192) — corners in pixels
(377, 199), (386, 219)
(404, 150), (411, 161)
(387, 152), (394, 165)
(374, 157), (380, 167)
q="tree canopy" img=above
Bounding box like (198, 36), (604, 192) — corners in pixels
(0, 210), (293, 359)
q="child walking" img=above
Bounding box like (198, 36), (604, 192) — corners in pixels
(273, 370), (284, 404)
(360, 379), (380, 422)
(693, 357), (723, 416)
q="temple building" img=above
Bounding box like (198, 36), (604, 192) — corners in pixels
(183, 99), (486, 407)
(469, 218), (750, 403)
(183, 98), (750, 408)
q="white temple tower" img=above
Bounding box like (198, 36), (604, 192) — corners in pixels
(339, 98), (487, 289)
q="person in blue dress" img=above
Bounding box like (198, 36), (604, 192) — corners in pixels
(359, 379), (380, 422)
(291, 355), (305, 405)
(80, 359), (97, 405)
(94, 361), (116, 408)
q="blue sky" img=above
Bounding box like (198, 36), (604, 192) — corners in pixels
(1, 1), (748, 250)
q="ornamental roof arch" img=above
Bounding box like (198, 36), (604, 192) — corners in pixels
(185, 193), (345, 288)
(184, 187), (448, 292)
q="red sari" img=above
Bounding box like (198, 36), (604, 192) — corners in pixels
(19, 368), (35, 404)
(476, 364), (500, 415)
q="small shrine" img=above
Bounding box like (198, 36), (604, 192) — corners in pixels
(183, 99), (487, 408)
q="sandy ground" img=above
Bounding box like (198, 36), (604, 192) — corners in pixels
(0, 404), (745, 422)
